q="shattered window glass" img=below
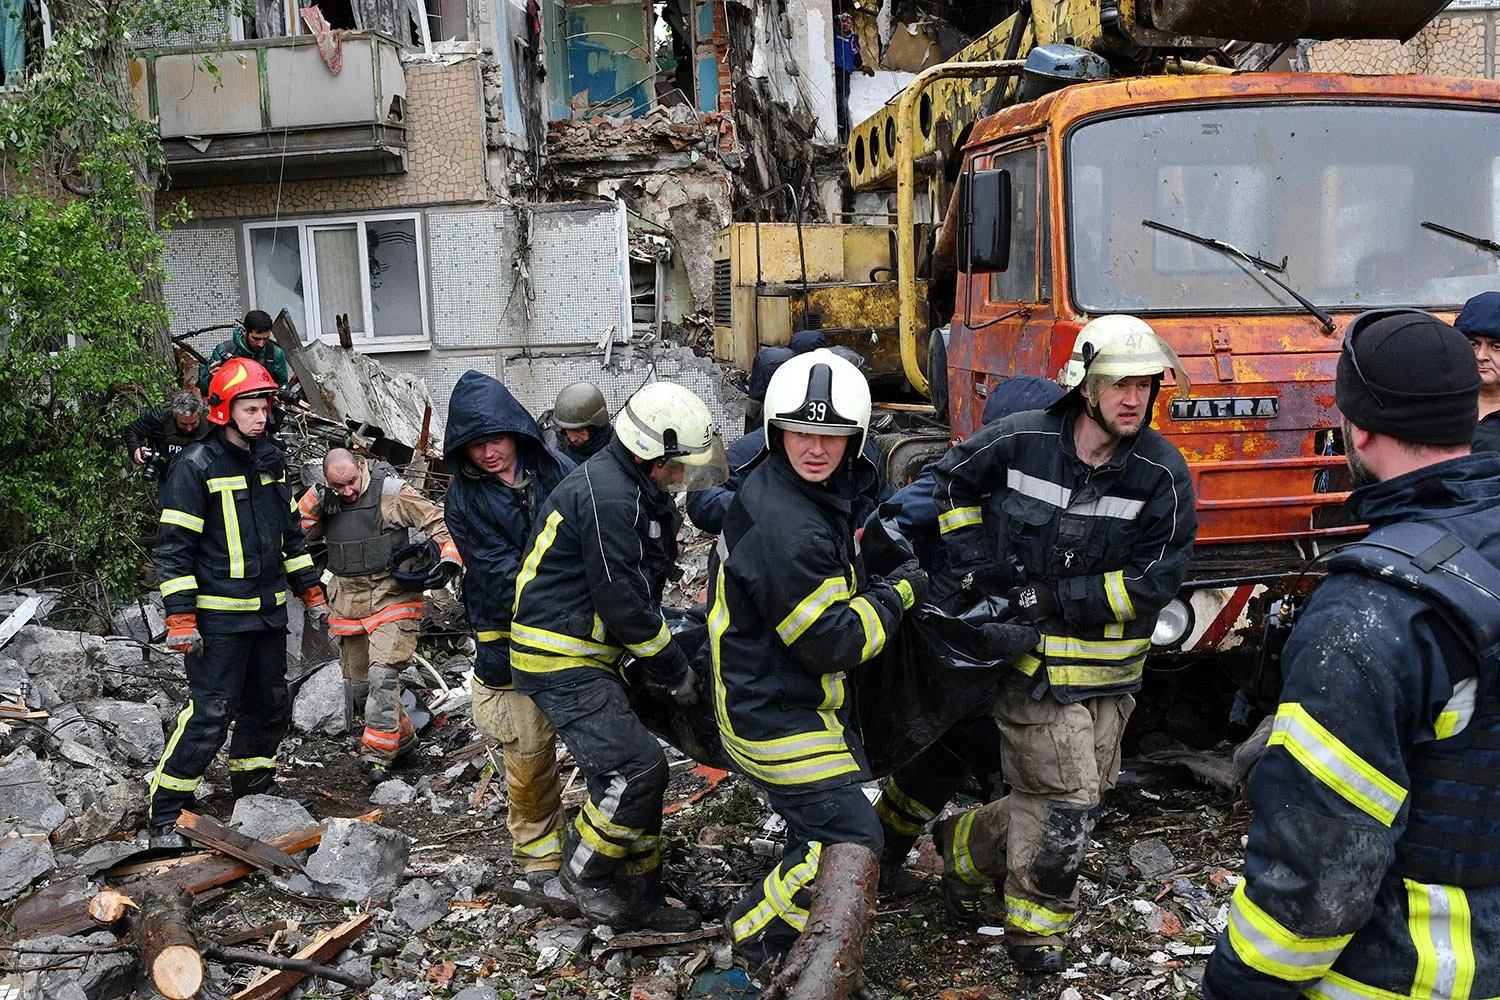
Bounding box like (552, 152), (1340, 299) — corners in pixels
(248, 226), (308, 340)
(368, 218), (424, 339)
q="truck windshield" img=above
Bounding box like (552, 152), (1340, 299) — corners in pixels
(1068, 103), (1500, 314)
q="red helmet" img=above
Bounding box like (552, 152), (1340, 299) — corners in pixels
(206, 358), (278, 425)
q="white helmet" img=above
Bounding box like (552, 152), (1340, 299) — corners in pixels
(1059, 314), (1190, 397)
(615, 381), (729, 492)
(763, 348), (873, 454)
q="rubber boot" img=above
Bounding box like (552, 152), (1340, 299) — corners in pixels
(621, 868), (702, 932)
(934, 815), (989, 926)
(1009, 943), (1066, 972)
(559, 828), (632, 926)
(878, 834), (924, 898)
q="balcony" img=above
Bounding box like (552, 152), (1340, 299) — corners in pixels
(130, 32), (407, 187)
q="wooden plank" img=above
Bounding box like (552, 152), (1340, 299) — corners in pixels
(603, 924), (724, 952)
(232, 913), (374, 1000)
(176, 811), (305, 874)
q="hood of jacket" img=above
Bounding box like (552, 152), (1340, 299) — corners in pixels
(445, 371), (547, 463)
(1346, 451), (1500, 528)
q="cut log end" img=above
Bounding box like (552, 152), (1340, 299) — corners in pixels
(87, 888), (137, 925)
(153, 944), (206, 1000)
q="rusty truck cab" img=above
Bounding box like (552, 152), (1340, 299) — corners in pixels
(949, 74), (1500, 657)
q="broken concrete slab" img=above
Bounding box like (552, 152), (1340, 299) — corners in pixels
(0, 833), (56, 901)
(0, 751), (68, 835)
(231, 793), (317, 844)
(63, 699), (166, 765)
(304, 818), (410, 902)
(9, 626), (106, 707)
(292, 660), (348, 736)
(369, 778), (416, 806)
(1130, 838), (1180, 879)
(109, 601), (166, 644)
(451, 986), (502, 1000)
(392, 877), (449, 932)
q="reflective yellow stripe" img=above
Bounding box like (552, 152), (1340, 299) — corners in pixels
(1043, 634), (1152, 660)
(1226, 881), (1351, 983)
(1305, 971), (1419, 1000)
(1435, 678), (1478, 740)
(283, 553), (314, 573)
(591, 614), (610, 644)
(574, 813), (630, 859)
(206, 476), (248, 491)
(510, 651), (616, 675)
(937, 506), (983, 534)
(732, 843), (821, 941)
(150, 700), (196, 798)
(1005, 894), (1073, 936)
(210, 484), (245, 579)
(159, 575), (198, 596)
(160, 509), (204, 532)
(1407, 879), (1473, 1000)
(873, 794), (925, 838)
(275, 591), (286, 606)
(476, 629), (510, 642)
(949, 811), (987, 885)
(583, 798), (639, 842)
(1047, 658), (1146, 688)
(625, 620), (672, 658)
(776, 576), (852, 645)
(850, 595), (886, 662)
(1103, 570), (1136, 623)
(511, 622), (621, 660)
(721, 742), (862, 786)
(514, 829), (562, 860)
(154, 773), (201, 793)
(1015, 651), (1042, 677)
(1270, 703), (1408, 827)
(617, 846), (662, 876)
(227, 756), (276, 771)
(196, 594), (263, 611)
(512, 510), (562, 612)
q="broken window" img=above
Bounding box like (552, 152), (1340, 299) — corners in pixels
(245, 214), (430, 350)
(1, 0), (49, 88)
(232, 0), (461, 48)
(651, 0), (692, 109)
(551, 0), (723, 119)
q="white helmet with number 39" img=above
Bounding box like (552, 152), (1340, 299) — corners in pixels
(763, 348), (873, 454)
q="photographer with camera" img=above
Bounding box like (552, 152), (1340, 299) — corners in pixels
(124, 389), (211, 498)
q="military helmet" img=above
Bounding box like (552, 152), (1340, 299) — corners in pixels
(553, 382), (610, 430)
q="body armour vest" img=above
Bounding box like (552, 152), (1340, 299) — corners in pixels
(324, 468), (407, 577)
(1327, 521), (1500, 888)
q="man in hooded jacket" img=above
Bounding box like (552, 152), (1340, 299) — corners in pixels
(445, 371), (575, 886)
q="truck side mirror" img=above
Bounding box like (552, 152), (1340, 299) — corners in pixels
(959, 168), (1012, 273)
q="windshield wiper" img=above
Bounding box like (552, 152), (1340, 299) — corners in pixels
(1142, 219), (1336, 333)
(1422, 220), (1500, 256)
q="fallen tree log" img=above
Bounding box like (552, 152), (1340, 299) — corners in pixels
(764, 843), (878, 1000)
(87, 889), (137, 926)
(135, 889), (205, 1000)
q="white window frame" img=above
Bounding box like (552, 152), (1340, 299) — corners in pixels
(243, 212), (432, 353)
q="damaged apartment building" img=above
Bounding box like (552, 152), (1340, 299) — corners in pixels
(136, 0), (865, 431)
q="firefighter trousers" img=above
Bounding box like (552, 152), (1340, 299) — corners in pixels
(729, 781), (883, 965)
(528, 674), (667, 885)
(150, 628), (289, 829)
(339, 618), (417, 763)
(873, 712), (1005, 862)
(944, 685), (1134, 947)
(472, 679), (565, 872)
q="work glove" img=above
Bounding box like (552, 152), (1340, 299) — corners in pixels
(301, 587), (330, 628)
(1006, 583), (1058, 624)
(883, 558), (929, 611)
(641, 644), (699, 707)
(165, 613), (202, 656)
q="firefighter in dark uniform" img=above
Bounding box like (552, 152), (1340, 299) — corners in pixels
(149, 358), (327, 848)
(711, 348), (928, 972)
(930, 315), (1197, 971)
(511, 381), (728, 929)
(1204, 310), (1500, 999)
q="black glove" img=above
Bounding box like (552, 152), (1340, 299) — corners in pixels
(1006, 584), (1058, 624)
(642, 644), (699, 706)
(884, 558), (929, 611)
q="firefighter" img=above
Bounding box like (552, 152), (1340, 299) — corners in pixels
(149, 358), (326, 849)
(1455, 291), (1500, 452)
(871, 375), (1064, 897)
(444, 371), (574, 889)
(297, 448), (461, 784)
(511, 381), (728, 930)
(542, 382), (615, 465)
(711, 348), (928, 972)
(1203, 311), (1500, 999)
(929, 315), (1197, 972)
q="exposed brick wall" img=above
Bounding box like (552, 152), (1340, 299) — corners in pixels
(162, 58), (487, 221)
(1306, 14), (1493, 77)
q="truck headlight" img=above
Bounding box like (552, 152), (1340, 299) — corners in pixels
(1151, 597), (1195, 649)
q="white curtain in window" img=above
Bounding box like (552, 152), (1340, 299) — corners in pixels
(313, 227), (365, 335)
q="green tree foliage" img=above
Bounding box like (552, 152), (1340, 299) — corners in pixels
(0, 0), (194, 598)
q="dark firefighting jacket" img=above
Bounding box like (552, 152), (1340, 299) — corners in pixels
(122, 404), (211, 472)
(509, 437), (683, 691)
(930, 400), (1195, 703)
(155, 429), (320, 633)
(709, 449), (907, 791)
(444, 372), (574, 688)
(1203, 453), (1500, 1000)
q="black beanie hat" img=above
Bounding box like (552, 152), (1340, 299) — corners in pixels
(1335, 309), (1481, 446)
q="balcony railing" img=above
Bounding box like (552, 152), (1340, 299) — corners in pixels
(131, 31), (407, 186)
